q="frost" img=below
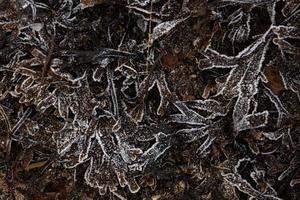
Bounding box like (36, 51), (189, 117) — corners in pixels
(169, 101), (209, 125)
(129, 132), (171, 171)
(281, 0), (300, 17)
(262, 127), (290, 141)
(175, 127), (208, 143)
(262, 86), (289, 126)
(227, 9), (251, 44)
(196, 136), (215, 156)
(222, 173), (282, 200)
(185, 99), (232, 119)
(237, 111), (269, 131)
(2, 0), (299, 198)
(150, 17), (188, 44)
(198, 30), (271, 132)
(23, 0), (49, 20)
(278, 156), (300, 181)
(222, 0), (276, 4)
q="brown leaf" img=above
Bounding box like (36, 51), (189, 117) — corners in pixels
(163, 50), (179, 69)
(174, 180), (185, 195)
(26, 160), (48, 171)
(264, 64), (285, 95)
(202, 83), (216, 99)
(81, 0), (110, 6)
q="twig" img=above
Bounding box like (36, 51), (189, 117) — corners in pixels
(0, 105), (11, 161)
(42, 33), (55, 81)
(5, 107), (32, 161)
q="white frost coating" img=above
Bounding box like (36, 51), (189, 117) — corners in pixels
(228, 10), (251, 43)
(150, 17), (188, 44)
(223, 172), (283, 200)
(273, 38), (300, 54)
(186, 99), (231, 119)
(267, 2), (276, 25)
(262, 127), (289, 140)
(237, 27), (271, 58)
(175, 127), (208, 143)
(55, 123), (80, 155)
(130, 132), (171, 171)
(29, 23), (44, 31)
(222, 0), (276, 4)
(196, 136), (215, 155)
(278, 157), (299, 181)
(170, 101), (208, 125)
(263, 86), (289, 126)
(237, 111), (269, 131)
(273, 25), (300, 39)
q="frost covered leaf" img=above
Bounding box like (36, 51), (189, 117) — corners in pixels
(81, 0), (109, 6)
(175, 127), (208, 143)
(169, 101), (209, 125)
(262, 127), (290, 141)
(278, 156), (300, 181)
(84, 152), (118, 195)
(237, 111), (269, 131)
(262, 86), (289, 126)
(264, 64), (286, 95)
(272, 26), (300, 55)
(281, 0), (300, 17)
(222, 0), (276, 4)
(185, 98), (233, 119)
(201, 31), (271, 132)
(196, 136), (215, 156)
(130, 132), (171, 171)
(272, 26), (300, 39)
(60, 49), (136, 64)
(2, 0), (300, 198)
(290, 178), (300, 187)
(273, 38), (300, 55)
(54, 122), (80, 156)
(130, 0), (162, 7)
(222, 172), (282, 200)
(198, 48), (237, 70)
(227, 10), (251, 43)
(150, 17), (188, 44)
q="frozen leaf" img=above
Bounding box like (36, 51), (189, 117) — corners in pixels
(278, 156), (300, 181)
(130, 132), (171, 171)
(290, 178), (300, 187)
(262, 86), (289, 126)
(262, 127), (289, 141)
(169, 101), (209, 125)
(272, 26), (300, 39)
(150, 17), (188, 44)
(264, 64), (286, 95)
(54, 122), (80, 155)
(199, 48), (238, 70)
(196, 136), (215, 156)
(84, 154), (116, 195)
(80, 0), (109, 7)
(175, 127), (208, 143)
(222, 0), (276, 4)
(60, 49), (137, 64)
(222, 172), (282, 200)
(273, 38), (300, 55)
(281, 0), (300, 17)
(228, 10), (251, 43)
(107, 68), (119, 116)
(185, 98), (233, 119)
(237, 111), (269, 131)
